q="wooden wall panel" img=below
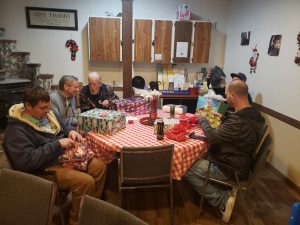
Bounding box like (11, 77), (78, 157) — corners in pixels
(89, 17), (120, 62)
(173, 21), (193, 63)
(134, 19), (152, 62)
(154, 20), (172, 64)
(192, 22), (212, 63)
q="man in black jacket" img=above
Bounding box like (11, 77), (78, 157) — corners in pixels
(185, 80), (265, 223)
(4, 87), (107, 225)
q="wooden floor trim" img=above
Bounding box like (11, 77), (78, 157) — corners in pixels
(253, 102), (300, 129)
(265, 162), (300, 192)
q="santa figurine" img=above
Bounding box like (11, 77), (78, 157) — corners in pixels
(249, 45), (259, 74)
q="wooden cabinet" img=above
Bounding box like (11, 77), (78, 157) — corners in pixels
(192, 22), (212, 63)
(154, 20), (173, 64)
(134, 19), (152, 62)
(88, 17), (212, 64)
(173, 21), (193, 63)
(88, 17), (121, 62)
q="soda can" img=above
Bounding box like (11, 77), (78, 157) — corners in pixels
(157, 119), (164, 140)
(170, 105), (175, 118)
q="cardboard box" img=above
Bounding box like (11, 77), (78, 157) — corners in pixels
(78, 109), (126, 135)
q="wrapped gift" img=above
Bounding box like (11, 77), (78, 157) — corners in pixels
(113, 97), (150, 116)
(78, 109), (126, 135)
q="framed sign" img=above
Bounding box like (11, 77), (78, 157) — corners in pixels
(25, 7), (78, 30)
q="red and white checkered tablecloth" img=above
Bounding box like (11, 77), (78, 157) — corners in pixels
(85, 113), (208, 180)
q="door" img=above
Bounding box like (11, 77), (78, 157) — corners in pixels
(154, 20), (172, 64)
(192, 22), (212, 63)
(89, 17), (121, 62)
(173, 21), (193, 63)
(134, 19), (152, 62)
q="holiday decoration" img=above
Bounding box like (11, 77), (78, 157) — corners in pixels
(268, 35), (282, 56)
(249, 45), (259, 74)
(65, 39), (79, 61)
(294, 32), (300, 65)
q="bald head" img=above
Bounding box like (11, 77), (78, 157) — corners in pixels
(88, 72), (101, 82)
(228, 80), (248, 97)
(226, 80), (250, 110)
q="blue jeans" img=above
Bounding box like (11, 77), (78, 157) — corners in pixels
(184, 159), (230, 210)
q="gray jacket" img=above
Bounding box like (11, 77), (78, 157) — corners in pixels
(50, 90), (78, 126)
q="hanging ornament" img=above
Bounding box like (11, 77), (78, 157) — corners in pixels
(249, 44), (259, 74)
(65, 39), (79, 61)
(294, 32), (300, 65)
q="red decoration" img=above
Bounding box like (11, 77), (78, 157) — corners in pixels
(249, 44), (259, 74)
(65, 39), (79, 61)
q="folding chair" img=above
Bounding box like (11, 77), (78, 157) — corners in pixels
(118, 144), (174, 225)
(0, 168), (57, 225)
(199, 126), (272, 222)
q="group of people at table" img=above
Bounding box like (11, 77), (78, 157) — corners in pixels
(4, 68), (265, 224)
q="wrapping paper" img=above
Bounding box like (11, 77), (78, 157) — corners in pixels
(78, 109), (126, 135)
(113, 97), (150, 116)
(59, 143), (94, 171)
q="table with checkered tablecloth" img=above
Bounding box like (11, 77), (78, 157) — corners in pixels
(85, 113), (208, 180)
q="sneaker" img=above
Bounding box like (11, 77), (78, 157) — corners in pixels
(221, 189), (237, 223)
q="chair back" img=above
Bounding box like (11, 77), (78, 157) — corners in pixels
(120, 144), (174, 184)
(247, 134), (272, 189)
(0, 168), (57, 225)
(253, 125), (269, 157)
(78, 195), (148, 225)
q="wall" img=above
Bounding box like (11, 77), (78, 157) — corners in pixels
(0, 0), (228, 89)
(224, 0), (300, 187)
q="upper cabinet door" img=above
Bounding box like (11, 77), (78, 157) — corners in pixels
(173, 21), (193, 63)
(89, 17), (120, 62)
(192, 22), (212, 63)
(154, 20), (172, 64)
(134, 19), (152, 62)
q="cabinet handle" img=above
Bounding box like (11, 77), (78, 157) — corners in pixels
(152, 40), (155, 46)
(132, 39), (134, 43)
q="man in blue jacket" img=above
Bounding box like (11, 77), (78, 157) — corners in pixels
(4, 86), (106, 225)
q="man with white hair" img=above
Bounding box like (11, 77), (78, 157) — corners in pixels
(80, 72), (118, 112)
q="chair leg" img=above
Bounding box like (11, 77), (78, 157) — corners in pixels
(170, 184), (174, 225)
(199, 162), (212, 215)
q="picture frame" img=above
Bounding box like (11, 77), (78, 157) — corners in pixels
(25, 7), (78, 31)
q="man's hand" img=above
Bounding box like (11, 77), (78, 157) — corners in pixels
(59, 138), (75, 149)
(68, 130), (83, 142)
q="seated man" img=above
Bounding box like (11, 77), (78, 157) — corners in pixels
(4, 87), (107, 225)
(185, 80), (265, 223)
(80, 71), (118, 112)
(50, 75), (79, 126)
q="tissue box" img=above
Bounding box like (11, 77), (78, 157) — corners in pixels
(78, 109), (126, 135)
(113, 97), (150, 116)
(177, 3), (190, 21)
